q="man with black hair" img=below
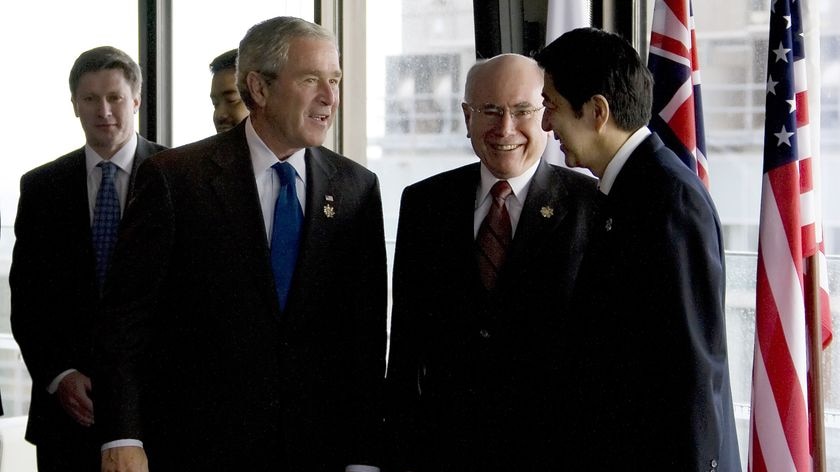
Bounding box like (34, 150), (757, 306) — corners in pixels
(209, 48), (249, 133)
(537, 27), (741, 471)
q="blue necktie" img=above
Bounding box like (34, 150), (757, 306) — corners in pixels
(92, 161), (120, 291)
(270, 162), (303, 311)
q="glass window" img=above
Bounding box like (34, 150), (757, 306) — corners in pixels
(170, 0), (313, 146)
(0, 1), (139, 416)
(366, 0), (477, 253)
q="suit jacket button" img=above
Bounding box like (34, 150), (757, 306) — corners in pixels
(479, 329), (490, 339)
(711, 459), (718, 468)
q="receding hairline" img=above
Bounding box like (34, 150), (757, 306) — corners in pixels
(464, 53), (541, 102)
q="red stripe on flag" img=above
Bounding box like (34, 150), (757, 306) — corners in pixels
(768, 165), (805, 265)
(795, 91), (809, 127)
(650, 32), (690, 60)
(755, 262), (810, 471)
(663, 0), (689, 27)
(667, 99), (698, 149)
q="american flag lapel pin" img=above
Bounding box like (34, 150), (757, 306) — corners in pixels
(323, 195), (335, 218)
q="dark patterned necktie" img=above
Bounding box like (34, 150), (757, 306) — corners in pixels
(270, 161), (303, 311)
(477, 180), (512, 290)
(92, 161), (120, 291)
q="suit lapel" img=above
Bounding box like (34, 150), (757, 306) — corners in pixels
(450, 164), (485, 292)
(208, 128), (279, 313)
(127, 136), (158, 196)
(503, 160), (570, 281)
(66, 149), (98, 280)
(302, 146), (337, 233)
(289, 148), (337, 305)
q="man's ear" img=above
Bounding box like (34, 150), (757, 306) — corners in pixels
(588, 95), (610, 133)
(71, 97), (79, 118)
(461, 102), (472, 138)
(246, 71), (269, 109)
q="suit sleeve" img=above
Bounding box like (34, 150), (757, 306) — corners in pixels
(650, 184), (737, 469)
(383, 185), (427, 471)
(94, 157), (175, 443)
(10, 173), (83, 388)
(345, 173), (389, 466)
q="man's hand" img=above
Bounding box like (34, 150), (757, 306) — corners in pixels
(101, 446), (148, 472)
(56, 371), (94, 427)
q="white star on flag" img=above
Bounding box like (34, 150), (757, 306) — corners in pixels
(766, 75), (778, 94)
(774, 125), (794, 146)
(772, 42), (791, 62)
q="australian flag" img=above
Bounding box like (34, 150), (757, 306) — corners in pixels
(647, 0), (709, 188)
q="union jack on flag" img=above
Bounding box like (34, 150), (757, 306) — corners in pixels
(749, 0), (833, 471)
(647, 0), (709, 187)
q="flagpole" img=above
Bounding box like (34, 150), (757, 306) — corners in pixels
(806, 254), (826, 472)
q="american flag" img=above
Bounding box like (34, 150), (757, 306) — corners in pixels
(647, 0), (709, 187)
(749, 0), (833, 470)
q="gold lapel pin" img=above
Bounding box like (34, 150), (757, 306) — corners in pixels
(540, 206), (554, 218)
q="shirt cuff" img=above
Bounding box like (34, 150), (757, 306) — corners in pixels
(345, 465), (379, 472)
(101, 439), (144, 452)
(47, 369), (77, 394)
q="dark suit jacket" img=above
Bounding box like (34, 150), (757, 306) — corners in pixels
(384, 160), (599, 471)
(563, 133), (741, 471)
(10, 136), (166, 449)
(94, 122), (388, 471)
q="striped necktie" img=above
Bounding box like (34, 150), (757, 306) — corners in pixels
(476, 180), (512, 290)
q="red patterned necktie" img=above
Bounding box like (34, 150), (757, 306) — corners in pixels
(477, 180), (512, 290)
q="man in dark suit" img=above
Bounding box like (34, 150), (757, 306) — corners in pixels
(384, 54), (599, 471)
(10, 46), (166, 472)
(537, 27), (741, 471)
(94, 17), (387, 472)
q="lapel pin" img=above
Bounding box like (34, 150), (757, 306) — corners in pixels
(605, 217), (613, 232)
(540, 206), (554, 218)
(323, 203), (336, 218)
(325, 195), (334, 202)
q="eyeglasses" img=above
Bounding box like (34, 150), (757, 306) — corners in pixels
(465, 103), (545, 121)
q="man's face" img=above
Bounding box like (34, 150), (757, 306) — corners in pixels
(72, 69), (140, 159)
(462, 57), (547, 180)
(257, 37), (341, 156)
(211, 69), (249, 133)
(541, 75), (597, 174)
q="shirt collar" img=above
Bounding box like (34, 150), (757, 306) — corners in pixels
(477, 158), (540, 208)
(84, 133), (138, 175)
(598, 126), (651, 195)
(245, 117), (307, 180)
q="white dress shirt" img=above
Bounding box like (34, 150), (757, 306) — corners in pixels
(245, 118), (307, 242)
(473, 159), (541, 238)
(597, 126), (651, 196)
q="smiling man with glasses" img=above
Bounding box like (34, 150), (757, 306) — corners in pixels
(385, 53), (599, 471)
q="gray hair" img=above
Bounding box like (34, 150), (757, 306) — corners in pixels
(237, 16), (336, 109)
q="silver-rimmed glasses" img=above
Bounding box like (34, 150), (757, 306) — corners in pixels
(465, 103), (545, 121)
